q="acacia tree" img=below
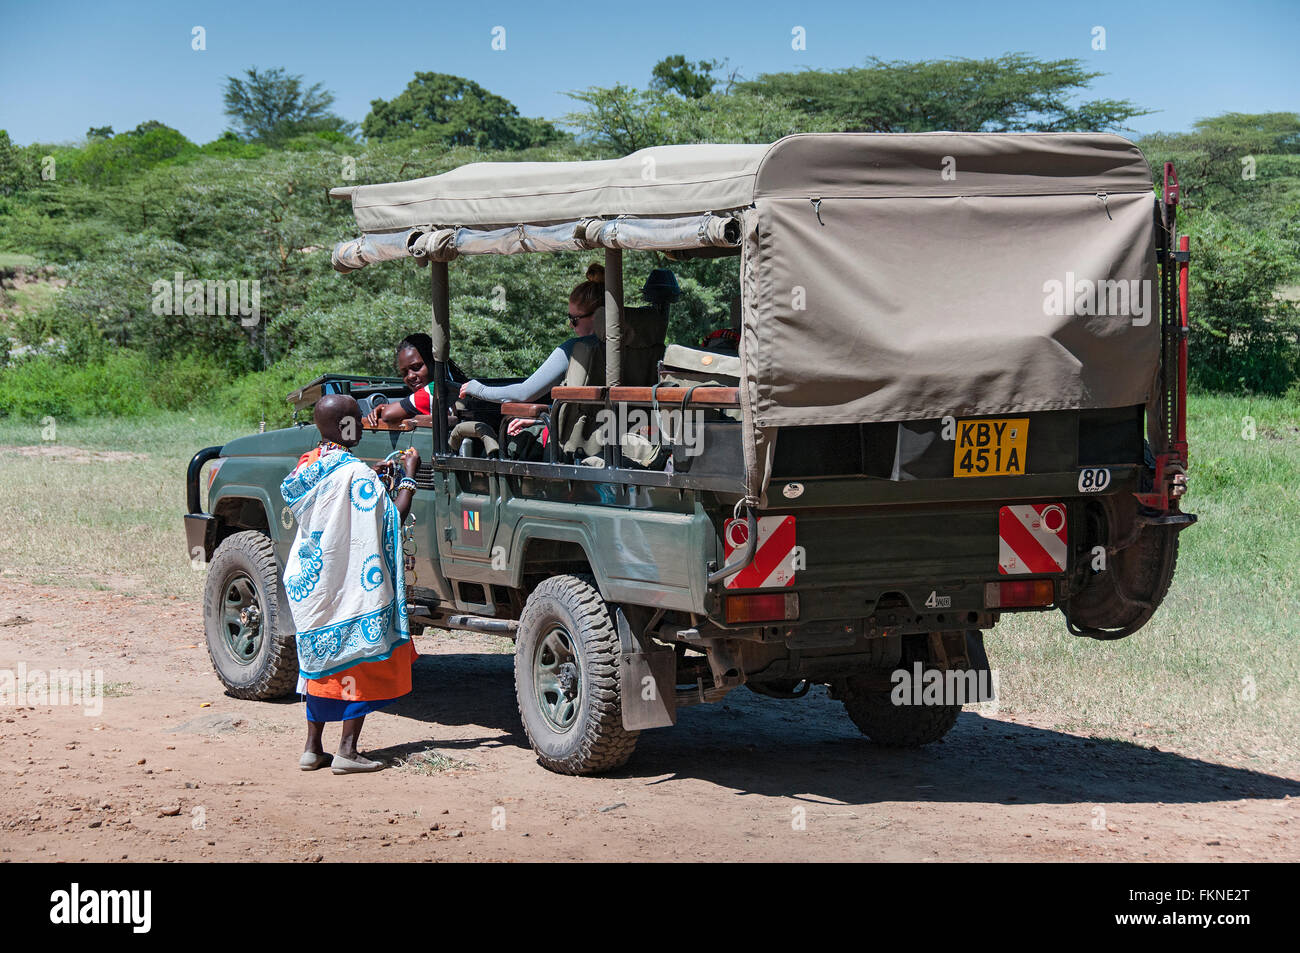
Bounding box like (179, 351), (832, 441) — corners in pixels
(362, 72), (563, 148)
(1140, 112), (1300, 210)
(223, 67), (354, 144)
(564, 85), (835, 154)
(738, 54), (1149, 133)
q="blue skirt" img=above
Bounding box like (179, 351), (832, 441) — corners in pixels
(303, 694), (397, 723)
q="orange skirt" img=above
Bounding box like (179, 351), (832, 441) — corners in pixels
(306, 640), (418, 701)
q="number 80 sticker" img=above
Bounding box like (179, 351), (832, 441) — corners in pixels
(1077, 468), (1111, 493)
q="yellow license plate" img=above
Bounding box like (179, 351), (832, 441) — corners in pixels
(953, 418), (1028, 477)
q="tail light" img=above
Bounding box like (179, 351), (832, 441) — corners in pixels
(986, 579), (1055, 608)
(725, 592), (799, 624)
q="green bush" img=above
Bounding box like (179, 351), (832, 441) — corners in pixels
(0, 350), (154, 419)
(218, 358), (334, 428)
(1184, 210), (1300, 394)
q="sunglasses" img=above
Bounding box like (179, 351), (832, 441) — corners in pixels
(568, 309), (594, 327)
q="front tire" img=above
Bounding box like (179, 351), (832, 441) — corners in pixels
(513, 574), (639, 775)
(202, 530), (298, 700)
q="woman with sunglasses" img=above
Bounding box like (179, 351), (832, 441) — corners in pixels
(458, 263), (604, 436)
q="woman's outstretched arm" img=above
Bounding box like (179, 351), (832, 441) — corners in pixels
(460, 344), (573, 404)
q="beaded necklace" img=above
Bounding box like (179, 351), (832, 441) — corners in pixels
(319, 439), (349, 456)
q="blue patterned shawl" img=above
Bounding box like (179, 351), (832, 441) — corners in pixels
(279, 448), (409, 680)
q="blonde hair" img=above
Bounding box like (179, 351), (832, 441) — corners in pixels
(570, 261), (605, 315)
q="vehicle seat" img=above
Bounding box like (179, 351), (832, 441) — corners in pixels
(553, 308), (608, 461)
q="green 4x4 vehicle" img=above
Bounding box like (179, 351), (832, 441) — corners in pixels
(186, 133), (1196, 775)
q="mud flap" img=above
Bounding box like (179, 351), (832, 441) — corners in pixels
(616, 609), (677, 730)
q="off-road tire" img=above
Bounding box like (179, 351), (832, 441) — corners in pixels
(202, 530), (298, 700)
(840, 679), (961, 747)
(513, 574), (639, 775)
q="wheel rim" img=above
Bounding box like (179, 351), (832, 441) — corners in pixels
(533, 624), (582, 731)
(220, 572), (264, 665)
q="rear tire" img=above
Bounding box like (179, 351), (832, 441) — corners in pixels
(202, 530), (298, 700)
(513, 574), (639, 775)
(840, 684), (961, 747)
(840, 634), (962, 746)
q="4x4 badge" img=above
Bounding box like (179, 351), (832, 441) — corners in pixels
(782, 482), (804, 499)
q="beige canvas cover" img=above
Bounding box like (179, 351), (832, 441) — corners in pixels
(739, 133), (1158, 498)
(332, 144), (768, 231)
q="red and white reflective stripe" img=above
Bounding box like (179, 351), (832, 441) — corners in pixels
(998, 503), (1067, 574)
(723, 515), (797, 590)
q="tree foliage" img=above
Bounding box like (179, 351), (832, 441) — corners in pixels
(223, 67), (355, 145)
(0, 129), (29, 196)
(362, 72), (564, 149)
(650, 55), (721, 99)
(738, 54), (1149, 133)
(563, 86), (836, 154)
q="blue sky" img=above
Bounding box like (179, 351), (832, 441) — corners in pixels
(1, 0), (1296, 145)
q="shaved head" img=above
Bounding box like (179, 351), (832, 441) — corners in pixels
(315, 394), (362, 446)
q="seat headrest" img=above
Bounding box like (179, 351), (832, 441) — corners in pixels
(591, 306), (606, 341)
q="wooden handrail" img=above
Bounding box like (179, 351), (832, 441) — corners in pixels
(548, 385), (740, 407)
(608, 386), (739, 406)
(549, 386), (606, 402)
(363, 414), (433, 431)
(501, 402), (549, 418)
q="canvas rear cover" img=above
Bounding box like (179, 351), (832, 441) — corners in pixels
(741, 133), (1159, 442)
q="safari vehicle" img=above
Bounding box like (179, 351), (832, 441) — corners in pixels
(185, 133), (1196, 775)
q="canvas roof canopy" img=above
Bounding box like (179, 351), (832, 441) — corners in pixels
(330, 143), (769, 232)
(330, 133), (1160, 500)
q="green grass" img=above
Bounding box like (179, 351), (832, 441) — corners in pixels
(0, 252), (38, 268)
(0, 394), (1296, 770)
(0, 409), (250, 599)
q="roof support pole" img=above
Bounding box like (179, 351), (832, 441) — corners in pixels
(431, 259), (451, 454)
(603, 248), (624, 468)
(604, 248), (623, 388)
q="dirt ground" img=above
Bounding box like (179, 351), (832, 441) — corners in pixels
(1, 578), (1296, 862)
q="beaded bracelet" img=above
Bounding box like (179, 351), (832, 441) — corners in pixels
(396, 478), (418, 493)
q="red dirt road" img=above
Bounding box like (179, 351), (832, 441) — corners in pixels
(2, 580), (1296, 862)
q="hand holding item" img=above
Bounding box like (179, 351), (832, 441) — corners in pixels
(506, 417), (534, 437)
